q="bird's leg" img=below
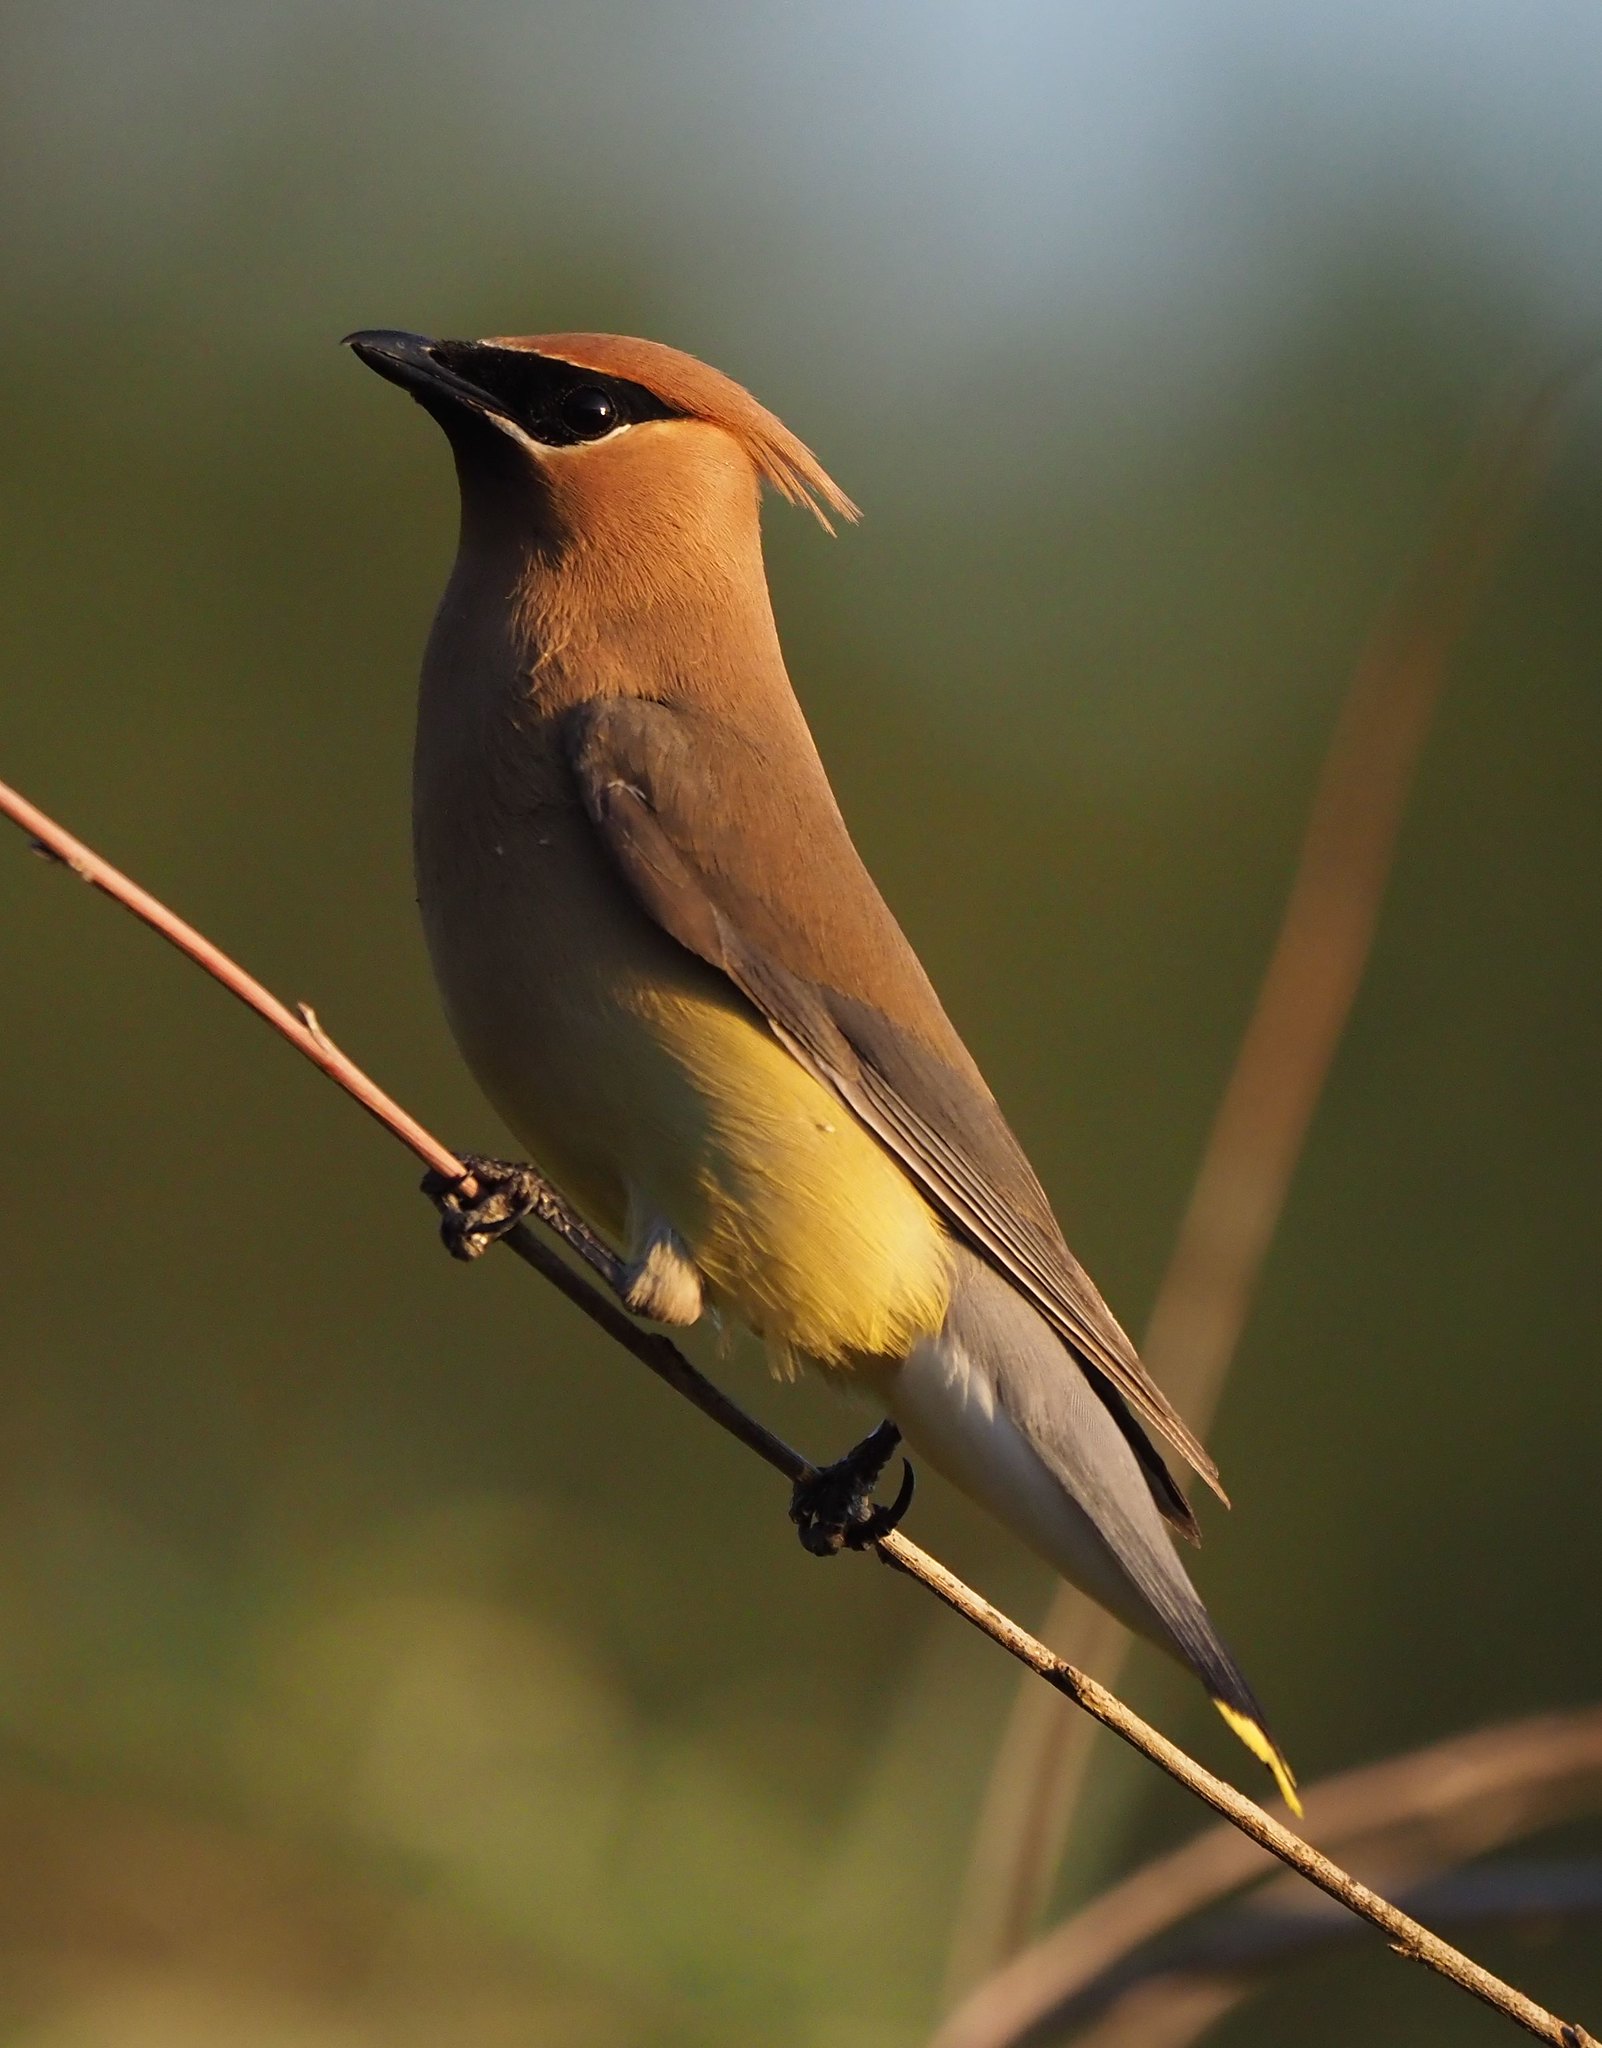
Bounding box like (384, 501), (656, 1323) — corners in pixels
(422, 1153), (547, 1261)
(790, 1421), (915, 1555)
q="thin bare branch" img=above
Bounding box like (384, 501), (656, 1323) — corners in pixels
(944, 355), (1595, 1995)
(1, 775), (800, 1477)
(932, 1708), (1602, 2048)
(1066, 1860), (1602, 2048)
(1, 773), (1595, 2048)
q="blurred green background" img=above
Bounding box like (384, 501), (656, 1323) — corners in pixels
(2, 5), (1600, 2042)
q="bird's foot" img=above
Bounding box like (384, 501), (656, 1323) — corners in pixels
(790, 1421), (915, 1555)
(422, 1154), (545, 1262)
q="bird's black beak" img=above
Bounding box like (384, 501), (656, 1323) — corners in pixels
(343, 330), (506, 423)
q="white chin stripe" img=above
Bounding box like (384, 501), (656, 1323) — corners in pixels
(484, 413), (630, 457)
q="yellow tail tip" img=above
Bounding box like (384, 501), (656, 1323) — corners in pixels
(1213, 1700), (1303, 1816)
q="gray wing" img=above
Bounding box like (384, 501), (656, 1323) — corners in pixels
(566, 697), (1223, 1514)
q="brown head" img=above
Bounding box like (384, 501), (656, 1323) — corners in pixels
(349, 329), (864, 730)
(346, 326), (855, 547)
(347, 329), (858, 693)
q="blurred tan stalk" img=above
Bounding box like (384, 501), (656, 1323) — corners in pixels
(944, 358), (1590, 2000)
(1063, 1861), (1602, 2048)
(932, 1707), (1602, 2048)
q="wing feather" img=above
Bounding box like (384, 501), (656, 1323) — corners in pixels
(567, 699), (1224, 1507)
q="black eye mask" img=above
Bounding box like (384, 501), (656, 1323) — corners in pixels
(426, 342), (678, 447)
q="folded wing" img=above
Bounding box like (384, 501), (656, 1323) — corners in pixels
(565, 696), (1224, 1515)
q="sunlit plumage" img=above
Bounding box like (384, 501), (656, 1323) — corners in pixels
(349, 324), (1298, 1810)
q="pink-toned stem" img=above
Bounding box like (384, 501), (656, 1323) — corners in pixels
(0, 771), (1593, 2048)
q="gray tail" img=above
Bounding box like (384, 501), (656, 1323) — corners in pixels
(889, 1247), (1298, 1808)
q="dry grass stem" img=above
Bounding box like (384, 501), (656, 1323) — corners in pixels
(1065, 1860), (1602, 2048)
(943, 357), (1592, 1996)
(933, 1708), (1602, 2048)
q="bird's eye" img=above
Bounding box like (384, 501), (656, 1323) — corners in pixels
(557, 384), (618, 440)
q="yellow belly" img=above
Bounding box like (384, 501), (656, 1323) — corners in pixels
(476, 953), (951, 1368)
(632, 983), (951, 1364)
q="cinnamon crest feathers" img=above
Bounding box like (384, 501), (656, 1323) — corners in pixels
(494, 331), (861, 529)
(346, 326), (1298, 1810)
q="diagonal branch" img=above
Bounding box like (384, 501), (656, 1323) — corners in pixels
(943, 354), (1595, 1996)
(1061, 1860), (1602, 2048)
(932, 1708), (1602, 2048)
(0, 771), (1595, 2048)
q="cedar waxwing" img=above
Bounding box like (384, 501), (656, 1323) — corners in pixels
(346, 326), (1297, 1809)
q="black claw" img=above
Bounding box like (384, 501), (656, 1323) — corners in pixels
(853, 1455), (916, 1545)
(423, 1153), (543, 1262)
(790, 1421), (915, 1556)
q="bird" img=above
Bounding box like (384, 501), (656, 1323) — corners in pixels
(346, 325), (1298, 1811)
